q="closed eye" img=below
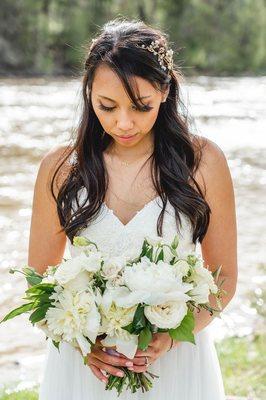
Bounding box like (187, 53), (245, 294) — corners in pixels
(98, 103), (154, 112)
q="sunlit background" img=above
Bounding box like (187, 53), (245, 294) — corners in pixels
(0, 1), (265, 399)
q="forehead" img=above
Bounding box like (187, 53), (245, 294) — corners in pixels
(91, 63), (158, 99)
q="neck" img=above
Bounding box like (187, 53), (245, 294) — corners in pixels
(108, 130), (154, 160)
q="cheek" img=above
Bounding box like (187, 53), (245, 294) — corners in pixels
(94, 109), (113, 128)
(140, 109), (159, 128)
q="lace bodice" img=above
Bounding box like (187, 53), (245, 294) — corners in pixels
(66, 187), (197, 259)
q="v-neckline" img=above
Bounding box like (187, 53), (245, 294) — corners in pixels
(103, 195), (160, 228)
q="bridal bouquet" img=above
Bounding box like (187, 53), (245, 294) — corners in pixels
(1, 234), (225, 395)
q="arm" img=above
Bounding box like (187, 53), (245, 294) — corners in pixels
(27, 145), (71, 281)
(191, 137), (238, 335)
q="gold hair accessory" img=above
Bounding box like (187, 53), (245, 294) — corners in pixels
(85, 38), (174, 74)
(138, 39), (174, 73)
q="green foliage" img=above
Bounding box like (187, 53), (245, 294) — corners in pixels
(169, 310), (196, 344)
(0, 0), (265, 75)
(216, 334), (266, 398)
(0, 388), (38, 400)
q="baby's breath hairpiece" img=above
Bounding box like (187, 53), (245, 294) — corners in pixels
(85, 37), (174, 74)
(137, 39), (174, 74)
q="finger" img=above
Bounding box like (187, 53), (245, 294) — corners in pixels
(127, 364), (149, 373)
(93, 348), (134, 368)
(89, 364), (109, 384)
(91, 357), (126, 377)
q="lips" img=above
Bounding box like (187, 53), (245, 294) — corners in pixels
(119, 133), (137, 138)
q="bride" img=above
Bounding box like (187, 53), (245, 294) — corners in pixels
(28, 17), (237, 400)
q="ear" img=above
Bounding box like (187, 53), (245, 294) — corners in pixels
(161, 85), (170, 103)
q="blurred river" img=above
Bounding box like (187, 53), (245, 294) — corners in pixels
(0, 76), (265, 389)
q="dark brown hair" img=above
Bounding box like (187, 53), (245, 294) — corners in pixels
(51, 17), (210, 245)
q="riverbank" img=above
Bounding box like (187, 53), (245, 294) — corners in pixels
(0, 334), (264, 400)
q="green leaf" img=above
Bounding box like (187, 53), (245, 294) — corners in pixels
(132, 304), (146, 334)
(156, 248), (164, 262)
(146, 247), (153, 261)
(26, 275), (43, 286)
(52, 340), (60, 352)
(25, 283), (55, 295)
(169, 310), (196, 345)
(29, 305), (50, 324)
(73, 236), (91, 247)
(138, 327), (152, 350)
(122, 321), (135, 334)
(212, 265), (222, 280)
(24, 292), (52, 303)
(0, 302), (36, 323)
(157, 327), (169, 332)
(171, 235), (179, 249)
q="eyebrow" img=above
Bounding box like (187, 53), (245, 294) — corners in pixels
(97, 94), (152, 102)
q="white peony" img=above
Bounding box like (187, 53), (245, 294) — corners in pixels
(36, 319), (61, 342)
(144, 300), (188, 329)
(99, 302), (138, 358)
(45, 288), (101, 356)
(111, 256), (192, 307)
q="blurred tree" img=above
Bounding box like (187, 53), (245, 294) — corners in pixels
(0, 0), (265, 75)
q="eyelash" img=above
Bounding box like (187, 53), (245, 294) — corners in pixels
(98, 103), (154, 113)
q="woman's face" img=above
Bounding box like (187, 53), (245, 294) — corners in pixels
(90, 64), (168, 147)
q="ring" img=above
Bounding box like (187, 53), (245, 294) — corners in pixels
(144, 355), (150, 366)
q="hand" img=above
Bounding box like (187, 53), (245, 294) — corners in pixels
(80, 338), (135, 383)
(126, 333), (179, 373)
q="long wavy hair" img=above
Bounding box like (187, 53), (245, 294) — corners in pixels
(51, 17), (211, 245)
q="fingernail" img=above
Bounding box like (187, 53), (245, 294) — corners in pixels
(117, 371), (124, 377)
(127, 367), (134, 370)
(125, 361), (134, 367)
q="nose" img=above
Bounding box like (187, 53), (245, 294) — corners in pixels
(116, 110), (134, 131)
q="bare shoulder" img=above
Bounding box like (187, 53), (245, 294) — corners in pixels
(190, 134), (231, 197)
(28, 143), (74, 274)
(38, 143), (74, 201)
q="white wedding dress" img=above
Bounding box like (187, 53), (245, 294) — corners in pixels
(39, 189), (226, 400)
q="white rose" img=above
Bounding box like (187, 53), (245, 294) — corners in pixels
(145, 235), (164, 246)
(144, 301), (187, 329)
(84, 251), (103, 273)
(172, 260), (190, 279)
(188, 283), (210, 304)
(101, 256), (126, 280)
(63, 270), (93, 292)
(190, 265), (218, 294)
(54, 253), (92, 285)
(105, 274), (125, 289)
